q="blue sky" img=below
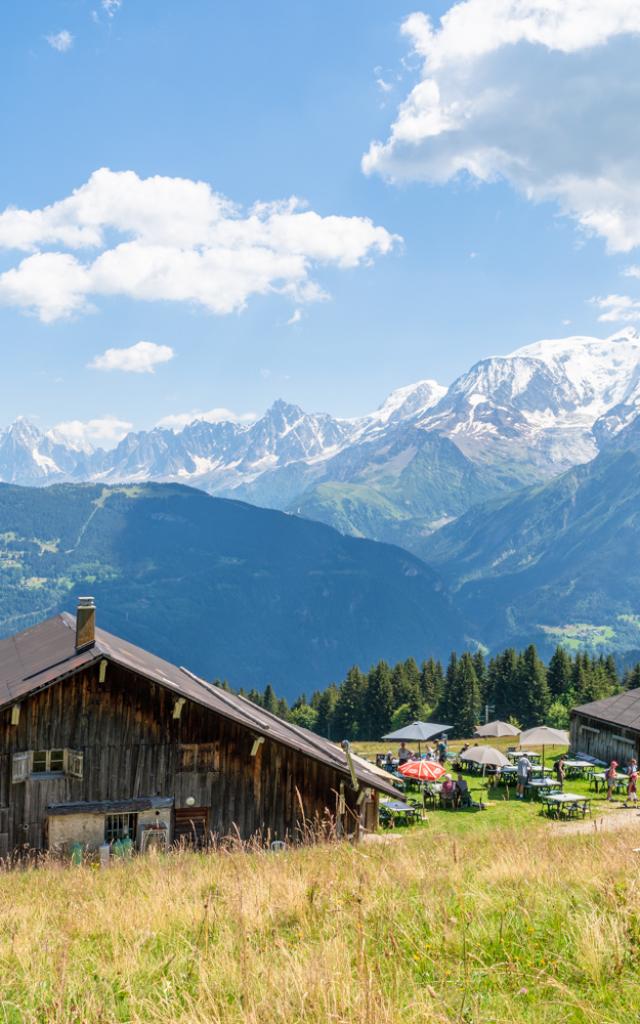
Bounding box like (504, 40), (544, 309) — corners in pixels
(1, 0), (639, 444)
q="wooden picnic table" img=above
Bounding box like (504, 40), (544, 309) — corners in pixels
(541, 792), (592, 819)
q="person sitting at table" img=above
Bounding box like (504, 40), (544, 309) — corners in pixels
(456, 772), (471, 808)
(605, 760), (618, 801)
(398, 743), (412, 765)
(440, 774), (457, 808)
(516, 754), (532, 799)
(384, 750), (394, 769)
(554, 755), (566, 791)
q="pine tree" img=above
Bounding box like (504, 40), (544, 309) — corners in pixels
(624, 663), (640, 690)
(445, 652), (481, 737)
(547, 646), (572, 697)
(402, 657), (426, 720)
(276, 697), (289, 719)
(440, 652), (458, 724)
(472, 650), (488, 702)
(262, 684), (279, 715)
(604, 654), (619, 689)
(333, 666), (367, 740)
(420, 658), (444, 711)
(365, 661), (394, 738)
(517, 644), (550, 726)
(247, 688), (263, 707)
(315, 685), (338, 738)
(489, 649), (520, 721)
(391, 662), (409, 706)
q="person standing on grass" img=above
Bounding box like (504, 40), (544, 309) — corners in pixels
(438, 736), (448, 765)
(516, 754), (532, 800)
(606, 760), (618, 801)
(625, 767), (638, 808)
(554, 755), (566, 791)
(398, 742), (412, 765)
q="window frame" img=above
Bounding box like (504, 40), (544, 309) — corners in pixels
(11, 748), (84, 782)
(104, 812), (138, 845)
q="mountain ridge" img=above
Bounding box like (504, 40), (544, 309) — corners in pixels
(4, 327), (640, 555)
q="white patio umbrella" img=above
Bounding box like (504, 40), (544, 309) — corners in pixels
(519, 726), (570, 771)
(459, 744), (511, 777)
(460, 745), (511, 768)
(474, 720), (520, 738)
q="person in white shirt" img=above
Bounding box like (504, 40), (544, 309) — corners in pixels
(516, 755), (532, 799)
(398, 743), (412, 764)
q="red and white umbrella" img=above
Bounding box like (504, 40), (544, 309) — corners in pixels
(397, 760), (446, 781)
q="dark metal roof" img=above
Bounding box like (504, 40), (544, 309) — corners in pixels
(572, 688), (640, 732)
(0, 613), (398, 798)
(48, 797), (174, 816)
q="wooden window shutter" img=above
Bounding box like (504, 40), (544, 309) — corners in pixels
(11, 751), (31, 783)
(67, 750), (84, 779)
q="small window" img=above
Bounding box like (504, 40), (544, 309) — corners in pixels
(11, 749), (84, 781)
(178, 744), (197, 772)
(31, 750), (65, 774)
(105, 813), (138, 844)
(178, 742), (217, 772)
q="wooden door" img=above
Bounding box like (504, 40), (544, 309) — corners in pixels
(173, 807), (210, 848)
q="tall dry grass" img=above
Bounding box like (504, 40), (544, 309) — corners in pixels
(2, 820), (640, 1023)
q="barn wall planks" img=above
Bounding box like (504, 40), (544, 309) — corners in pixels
(0, 664), (357, 853)
(570, 712), (640, 765)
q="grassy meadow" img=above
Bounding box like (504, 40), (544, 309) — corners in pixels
(2, 741), (640, 1024)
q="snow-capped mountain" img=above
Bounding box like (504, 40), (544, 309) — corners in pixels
(3, 328), (640, 552)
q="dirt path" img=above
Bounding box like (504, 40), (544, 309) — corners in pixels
(559, 806), (640, 836)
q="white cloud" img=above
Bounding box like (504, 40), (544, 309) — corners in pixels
(156, 408), (257, 431)
(46, 30), (73, 52)
(593, 294), (640, 322)
(0, 168), (399, 321)
(364, 1), (640, 252)
(624, 266), (640, 279)
(286, 309), (302, 325)
(89, 340), (174, 374)
(48, 415), (133, 451)
(102, 0), (122, 15)
(376, 77), (393, 94)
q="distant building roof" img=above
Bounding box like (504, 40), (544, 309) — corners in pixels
(572, 688), (640, 732)
(0, 612), (398, 798)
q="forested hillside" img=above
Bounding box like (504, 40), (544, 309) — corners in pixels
(238, 644), (633, 740)
(0, 482), (471, 697)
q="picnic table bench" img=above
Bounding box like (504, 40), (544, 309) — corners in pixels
(379, 800), (419, 827)
(541, 793), (592, 820)
(562, 760), (594, 778)
(590, 772), (628, 794)
(525, 778), (561, 799)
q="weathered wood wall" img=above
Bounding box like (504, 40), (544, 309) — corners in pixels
(570, 712), (640, 765)
(0, 664), (358, 854)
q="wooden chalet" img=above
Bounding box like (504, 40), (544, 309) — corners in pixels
(570, 688), (640, 766)
(0, 599), (397, 857)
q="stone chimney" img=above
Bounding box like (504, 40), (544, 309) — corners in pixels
(76, 596), (96, 650)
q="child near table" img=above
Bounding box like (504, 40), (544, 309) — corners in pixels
(625, 767), (638, 807)
(606, 760), (618, 802)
